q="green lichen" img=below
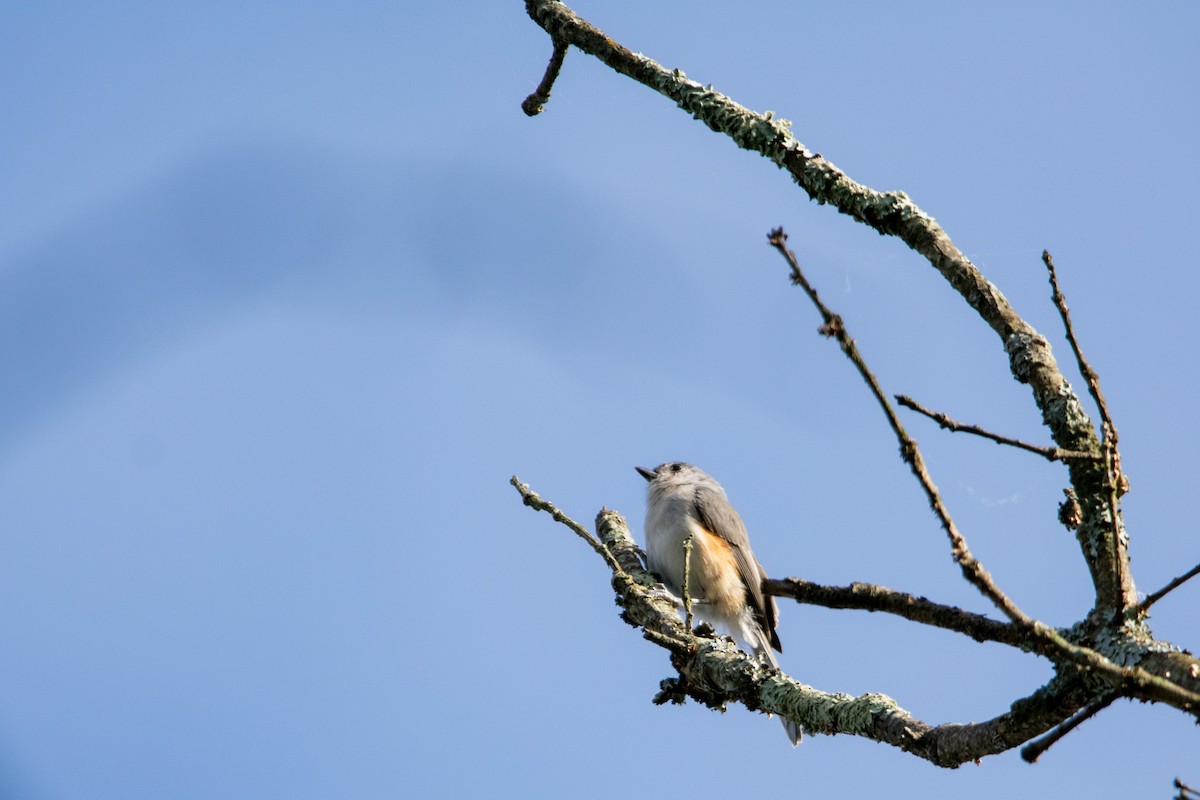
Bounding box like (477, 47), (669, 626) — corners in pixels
(763, 674), (904, 737)
(1094, 617), (1179, 667)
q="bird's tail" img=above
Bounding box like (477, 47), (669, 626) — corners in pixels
(739, 622), (802, 746)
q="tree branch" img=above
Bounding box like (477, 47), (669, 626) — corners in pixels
(767, 227), (1031, 627)
(518, 0), (1200, 747)
(763, 577), (1029, 651)
(521, 38), (568, 116)
(1042, 250), (1135, 612)
(1043, 251), (1117, 440)
(1019, 692), (1119, 763)
(510, 475), (624, 575)
(522, 0), (1130, 614)
(764, 229), (1200, 716)
(895, 394), (1101, 463)
(1136, 561), (1200, 616)
(519, 482), (1097, 766)
(513, 471), (1200, 765)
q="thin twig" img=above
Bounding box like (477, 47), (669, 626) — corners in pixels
(1020, 692), (1119, 763)
(895, 394), (1101, 462)
(1136, 561), (1200, 616)
(682, 533), (695, 630)
(522, 39), (568, 116)
(519, 0), (1199, 726)
(768, 229), (1200, 716)
(522, 0), (1134, 620)
(1044, 250), (1130, 599)
(1043, 251), (1115, 437)
(512, 476), (1197, 760)
(767, 227), (1026, 625)
(510, 475), (624, 574)
(1176, 778), (1200, 800)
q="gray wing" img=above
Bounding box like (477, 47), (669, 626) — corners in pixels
(691, 484), (783, 653)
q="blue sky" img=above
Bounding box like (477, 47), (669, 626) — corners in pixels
(1, 2), (1197, 797)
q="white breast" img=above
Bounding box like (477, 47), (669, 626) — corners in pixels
(643, 490), (699, 597)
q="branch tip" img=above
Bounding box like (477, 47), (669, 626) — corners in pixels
(515, 0), (1199, 755)
(522, 38), (569, 116)
(765, 229), (1028, 626)
(1019, 693), (1118, 763)
(510, 474), (623, 573)
(1136, 560), (1200, 616)
(1042, 250), (1118, 440)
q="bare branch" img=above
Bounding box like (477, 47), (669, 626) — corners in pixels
(895, 394), (1101, 463)
(517, 0), (1200, 751)
(517, 486), (1097, 766)
(768, 230), (1200, 714)
(510, 475), (624, 575)
(763, 229), (1200, 714)
(764, 229), (1200, 713)
(1041, 250), (1134, 610)
(1177, 778), (1200, 800)
(522, 0), (1133, 612)
(521, 39), (568, 116)
(767, 227), (1030, 623)
(515, 476), (1200, 768)
(1043, 250), (1116, 439)
(764, 577), (1029, 651)
(1019, 692), (1119, 763)
(1136, 561), (1200, 616)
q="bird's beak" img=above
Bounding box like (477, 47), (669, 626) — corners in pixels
(635, 466), (657, 482)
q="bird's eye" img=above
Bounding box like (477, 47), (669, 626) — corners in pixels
(670, 463), (682, 473)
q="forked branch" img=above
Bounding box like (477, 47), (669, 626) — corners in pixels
(522, 0), (1133, 613)
(513, 478), (1098, 767)
(765, 229), (1199, 715)
(517, 0), (1200, 758)
(766, 228), (1027, 625)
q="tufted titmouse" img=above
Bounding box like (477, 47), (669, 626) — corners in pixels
(637, 462), (801, 745)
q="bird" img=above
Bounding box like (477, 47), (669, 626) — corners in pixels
(637, 461), (801, 745)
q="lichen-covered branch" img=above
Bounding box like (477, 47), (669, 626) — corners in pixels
(514, 474), (1200, 767)
(1042, 250), (1135, 611)
(522, 0), (1128, 615)
(517, 0), (1200, 752)
(527, 492), (1099, 766)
